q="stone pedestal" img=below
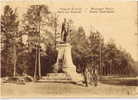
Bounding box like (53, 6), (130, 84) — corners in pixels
(53, 43), (82, 81)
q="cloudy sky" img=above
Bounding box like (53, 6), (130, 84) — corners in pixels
(1, 0), (138, 61)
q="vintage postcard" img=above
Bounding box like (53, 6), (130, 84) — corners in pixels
(0, 0), (138, 98)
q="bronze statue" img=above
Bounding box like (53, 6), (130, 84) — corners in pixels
(61, 18), (69, 42)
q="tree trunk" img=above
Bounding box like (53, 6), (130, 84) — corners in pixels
(38, 47), (41, 79)
(38, 7), (41, 79)
(34, 49), (38, 80)
(13, 43), (16, 77)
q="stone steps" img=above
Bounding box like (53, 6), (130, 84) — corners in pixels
(38, 79), (74, 83)
(41, 73), (71, 81)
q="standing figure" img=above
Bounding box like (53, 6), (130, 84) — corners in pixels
(61, 18), (69, 42)
(92, 65), (98, 86)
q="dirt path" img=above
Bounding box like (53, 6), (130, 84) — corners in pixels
(0, 82), (137, 98)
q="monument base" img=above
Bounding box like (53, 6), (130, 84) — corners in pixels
(52, 43), (83, 82)
(63, 67), (83, 82)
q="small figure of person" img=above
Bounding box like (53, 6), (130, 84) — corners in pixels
(92, 66), (98, 87)
(82, 66), (89, 87)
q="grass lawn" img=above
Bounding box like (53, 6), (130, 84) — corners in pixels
(0, 81), (137, 98)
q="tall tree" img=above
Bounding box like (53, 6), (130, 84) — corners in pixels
(71, 26), (91, 86)
(1, 5), (19, 77)
(22, 5), (50, 80)
(71, 27), (105, 86)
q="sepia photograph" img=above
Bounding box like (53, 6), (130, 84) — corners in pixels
(0, 0), (138, 98)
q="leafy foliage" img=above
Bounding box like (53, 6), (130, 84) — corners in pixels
(1, 5), (19, 76)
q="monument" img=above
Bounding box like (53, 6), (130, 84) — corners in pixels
(51, 18), (82, 82)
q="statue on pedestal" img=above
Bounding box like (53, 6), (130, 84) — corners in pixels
(52, 18), (82, 82)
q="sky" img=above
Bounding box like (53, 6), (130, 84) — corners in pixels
(1, 0), (138, 61)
